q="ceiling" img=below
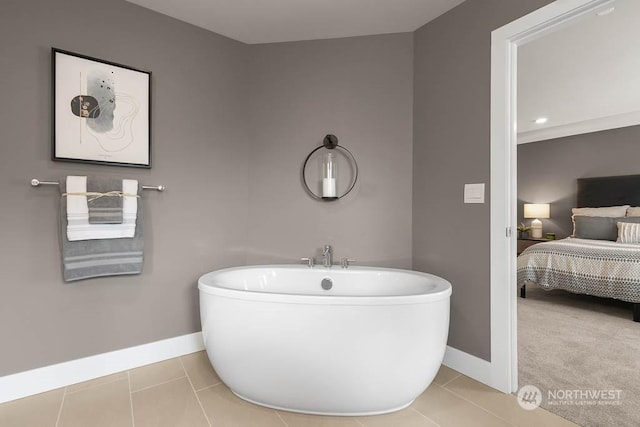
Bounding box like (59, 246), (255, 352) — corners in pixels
(125, 0), (466, 44)
(125, 0), (638, 144)
(518, 0), (640, 144)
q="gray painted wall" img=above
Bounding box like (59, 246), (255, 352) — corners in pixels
(0, 0), (250, 376)
(2, 0), (582, 377)
(518, 126), (640, 239)
(245, 34), (414, 268)
(0, 2), (414, 377)
(412, 0), (553, 361)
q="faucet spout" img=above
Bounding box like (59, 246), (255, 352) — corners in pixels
(322, 245), (333, 268)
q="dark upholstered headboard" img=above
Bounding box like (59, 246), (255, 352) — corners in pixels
(577, 174), (640, 208)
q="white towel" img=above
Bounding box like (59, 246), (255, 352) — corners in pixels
(66, 177), (138, 241)
(66, 176), (88, 218)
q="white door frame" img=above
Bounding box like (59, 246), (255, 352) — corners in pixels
(489, 0), (614, 393)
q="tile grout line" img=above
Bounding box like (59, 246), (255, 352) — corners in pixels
(195, 382), (223, 393)
(65, 374), (128, 395)
(274, 410), (289, 427)
(195, 381), (222, 393)
(438, 385), (516, 426)
(438, 373), (462, 388)
(127, 371), (136, 427)
(409, 407), (442, 427)
(129, 374), (187, 394)
(54, 386), (67, 427)
(178, 356), (213, 427)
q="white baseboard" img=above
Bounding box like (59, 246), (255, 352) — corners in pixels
(0, 332), (204, 404)
(442, 345), (494, 388)
(1, 338), (496, 405)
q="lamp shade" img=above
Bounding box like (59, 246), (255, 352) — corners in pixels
(524, 203), (550, 219)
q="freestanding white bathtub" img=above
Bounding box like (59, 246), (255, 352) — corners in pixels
(198, 265), (451, 416)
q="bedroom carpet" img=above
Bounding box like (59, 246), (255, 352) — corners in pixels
(518, 283), (640, 427)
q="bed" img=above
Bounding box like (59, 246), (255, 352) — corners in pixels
(517, 174), (640, 322)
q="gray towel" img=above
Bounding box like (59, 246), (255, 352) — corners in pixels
(87, 176), (123, 224)
(60, 186), (144, 282)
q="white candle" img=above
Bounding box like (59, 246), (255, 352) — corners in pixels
(322, 151), (337, 198)
(323, 178), (336, 198)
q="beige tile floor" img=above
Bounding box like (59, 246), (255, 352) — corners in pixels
(0, 351), (578, 427)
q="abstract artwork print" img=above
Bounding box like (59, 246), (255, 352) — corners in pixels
(53, 48), (151, 168)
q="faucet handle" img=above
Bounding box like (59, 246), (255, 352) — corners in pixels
(301, 257), (315, 268)
(341, 258), (356, 268)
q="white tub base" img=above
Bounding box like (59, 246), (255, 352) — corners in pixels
(199, 265), (451, 416)
(232, 391), (415, 417)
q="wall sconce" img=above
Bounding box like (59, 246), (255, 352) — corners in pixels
(524, 203), (550, 238)
(302, 134), (358, 201)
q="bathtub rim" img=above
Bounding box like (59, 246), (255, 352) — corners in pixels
(198, 264), (452, 306)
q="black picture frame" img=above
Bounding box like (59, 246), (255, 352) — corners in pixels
(52, 48), (152, 168)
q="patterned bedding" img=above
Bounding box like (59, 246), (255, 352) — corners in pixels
(517, 238), (640, 303)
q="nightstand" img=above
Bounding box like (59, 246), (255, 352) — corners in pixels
(517, 237), (548, 255)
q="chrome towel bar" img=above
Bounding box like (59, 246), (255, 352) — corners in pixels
(30, 178), (165, 192)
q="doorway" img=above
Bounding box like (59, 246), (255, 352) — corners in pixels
(488, 0), (615, 393)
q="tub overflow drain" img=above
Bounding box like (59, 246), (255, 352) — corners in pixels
(321, 278), (333, 290)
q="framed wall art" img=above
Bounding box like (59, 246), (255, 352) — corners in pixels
(52, 48), (151, 168)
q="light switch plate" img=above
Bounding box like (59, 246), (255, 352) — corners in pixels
(464, 183), (485, 204)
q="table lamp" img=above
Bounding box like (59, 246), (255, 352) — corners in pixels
(524, 203), (550, 238)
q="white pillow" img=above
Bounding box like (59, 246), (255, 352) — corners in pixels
(571, 205), (629, 217)
(617, 222), (640, 243)
(626, 207), (640, 217)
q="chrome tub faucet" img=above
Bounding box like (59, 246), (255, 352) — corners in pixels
(322, 245), (333, 268)
(341, 258), (356, 268)
(300, 257), (315, 268)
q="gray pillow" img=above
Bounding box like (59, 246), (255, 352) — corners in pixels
(574, 216), (640, 241)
